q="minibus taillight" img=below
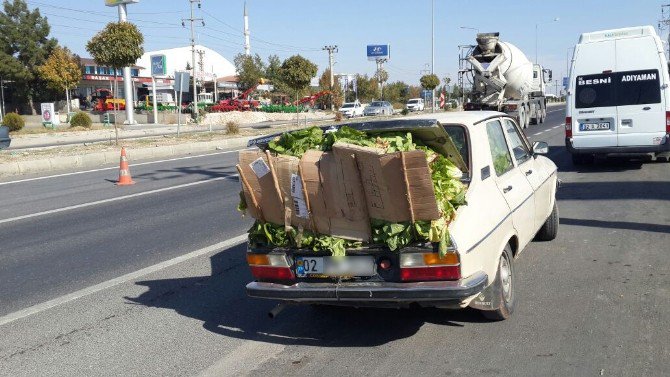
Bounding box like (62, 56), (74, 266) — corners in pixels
(565, 117), (573, 138)
(666, 111), (670, 134)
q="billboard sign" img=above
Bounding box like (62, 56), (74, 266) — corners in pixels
(562, 76), (569, 88)
(105, 0), (139, 6)
(367, 44), (390, 61)
(150, 55), (166, 76)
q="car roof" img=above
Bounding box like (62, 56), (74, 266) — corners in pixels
(399, 110), (507, 125)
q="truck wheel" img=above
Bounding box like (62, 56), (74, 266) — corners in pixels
(481, 245), (516, 321)
(535, 202), (559, 241)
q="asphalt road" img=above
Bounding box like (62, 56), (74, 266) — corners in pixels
(1, 104), (669, 376)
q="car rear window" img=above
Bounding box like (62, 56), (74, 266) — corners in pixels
(575, 69), (661, 108)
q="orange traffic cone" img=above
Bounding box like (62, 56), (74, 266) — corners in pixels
(116, 147), (135, 186)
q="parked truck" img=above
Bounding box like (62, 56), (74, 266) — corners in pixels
(461, 32), (552, 128)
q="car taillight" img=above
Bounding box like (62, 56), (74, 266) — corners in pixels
(505, 104), (517, 111)
(247, 253), (294, 280)
(399, 252), (461, 282)
(666, 111), (670, 134)
(565, 117), (572, 138)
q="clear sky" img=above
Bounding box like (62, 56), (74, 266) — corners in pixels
(23, 0), (667, 91)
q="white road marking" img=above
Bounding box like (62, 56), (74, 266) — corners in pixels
(0, 149), (245, 186)
(532, 132), (544, 136)
(0, 175), (238, 225)
(552, 126), (561, 129)
(546, 108), (564, 114)
(0, 234), (248, 327)
(199, 340), (286, 377)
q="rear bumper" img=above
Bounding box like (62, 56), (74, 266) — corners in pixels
(246, 271), (488, 303)
(566, 136), (670, 155)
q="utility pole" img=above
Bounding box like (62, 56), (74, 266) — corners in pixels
(375, 58), (387, 100)
(183, 0), (204, 118)
(323, 45), (338, 110)
(658, 4), (670, 60)
(0, 77), (5, 120)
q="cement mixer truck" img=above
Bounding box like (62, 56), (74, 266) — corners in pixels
(460, 32), (552, 128)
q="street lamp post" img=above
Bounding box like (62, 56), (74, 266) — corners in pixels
(431, 0), (435, 113)
(535, 17), (559, 64)
(0, 77), (5, 120)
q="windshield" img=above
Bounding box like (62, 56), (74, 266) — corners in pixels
(341, 103), (354, 108)
(370, 102), (383, 107)
(575, 69), (661, 108)
(408, 100), (418, 104)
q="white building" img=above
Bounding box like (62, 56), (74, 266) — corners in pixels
(137, 45), (236, 80)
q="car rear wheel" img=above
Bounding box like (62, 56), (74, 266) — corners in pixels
(535, 201), (559, 241)
(481, 245), (516, 321)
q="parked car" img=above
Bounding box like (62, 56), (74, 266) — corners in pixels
(245, 111), (559, 320)
(406, 98), (425, 111)
(0, 125), (10, 150)
(363, 101), (394, 116)
(339, 101), (364, 118)
(566, 25), (670, 165)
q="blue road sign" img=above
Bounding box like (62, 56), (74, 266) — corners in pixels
(367, 44), (390, 61)
(562, 76), (569, 88)
(151, 55), (166, 76)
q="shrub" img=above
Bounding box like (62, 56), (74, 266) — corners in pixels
(69, 112), (92, 128)
(2, 113), (25, 132)
(226, 121), (240, 135)
(401, 108), (409, 116)
(334, 112), (343, 122)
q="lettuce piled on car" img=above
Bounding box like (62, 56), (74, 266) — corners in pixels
(237, 126), (467, 256)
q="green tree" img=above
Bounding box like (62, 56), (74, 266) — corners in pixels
(420, 74), (440, 91)
(86, 21), (143, 141)
(0, 0), (58, 114)
(279, 55), (317, 120)
(37, 46), (82, 113)
(233, 53), (266, 91)
(265, 54), (289, 94)
(355, 74), (380, 103)
(383, 81), (408, 104)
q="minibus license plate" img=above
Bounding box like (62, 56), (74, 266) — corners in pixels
(296, 256), (376, 277)
(580, 122), (610, 131)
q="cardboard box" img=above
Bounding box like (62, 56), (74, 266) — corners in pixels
(333, 142), (440, 222)
(301, 149), (371, 241)
(238, 150), (284, 225)
(273, 154), (313, 231)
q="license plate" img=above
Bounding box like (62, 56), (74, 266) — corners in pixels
(295, 256), (376, 277)
(579, 122), (610, 131)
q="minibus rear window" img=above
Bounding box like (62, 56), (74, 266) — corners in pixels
(575, 69), (661, 108)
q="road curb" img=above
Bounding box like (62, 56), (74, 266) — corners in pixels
(0, 136), (251, 178)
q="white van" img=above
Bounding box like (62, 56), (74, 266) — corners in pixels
(566, 26), (670, 164)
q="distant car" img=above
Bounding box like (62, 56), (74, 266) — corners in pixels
(0, 125), (11, 150)
(406, 98), (425, 112)
(339, 101), (364, 118)
(364, 101), (394, 116)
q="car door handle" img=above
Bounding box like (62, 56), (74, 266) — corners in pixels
(642, 106), (651, 110)
(525, 169), (533, 176)
(503, 185), (513, 193)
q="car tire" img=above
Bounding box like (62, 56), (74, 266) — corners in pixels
(535, 201), (559, 241)
(481, 245), (516, 321)
(571, 153), (594, 165)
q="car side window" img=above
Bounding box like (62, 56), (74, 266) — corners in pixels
(486, 120), (514, 176)
(503, 119), (532, 164)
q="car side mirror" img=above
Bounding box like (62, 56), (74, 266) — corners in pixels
(532, 141), (549, 155)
